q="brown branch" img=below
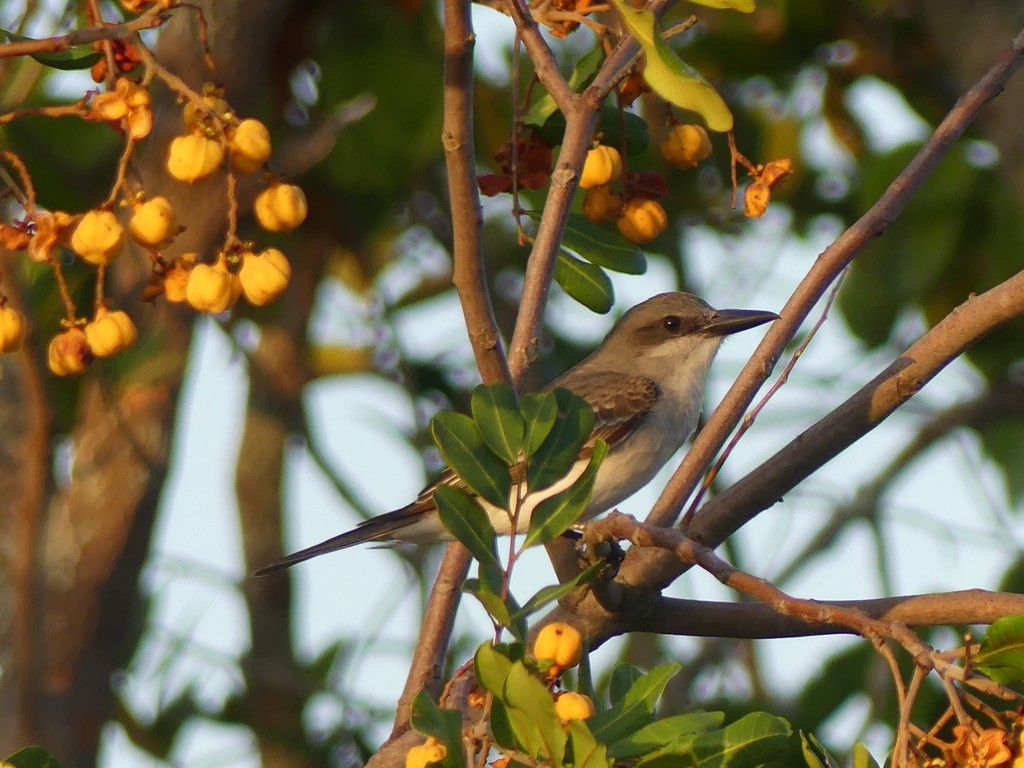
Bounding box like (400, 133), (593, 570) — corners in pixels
(637, 23), (1024, 537)
(0, 5), (168, 59)
(627, 267), (1024, 594)
(385, 0), (511, 743)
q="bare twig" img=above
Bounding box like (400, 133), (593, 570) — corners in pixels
(0, 5), (168, 59)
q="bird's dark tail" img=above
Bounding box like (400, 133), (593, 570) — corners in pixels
(251, 507), (426, 576)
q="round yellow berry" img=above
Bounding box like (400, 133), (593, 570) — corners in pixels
(254, 182), (307, 232)
(84, 307), (137, 358)
(533, 622), (583, 674)
(554, 692), (595, 725)
(661, 124), (712, 169)
(239, 248), (291, 306)
(186, 260), (239, 313)
(580, 145), (622, 189)
(71, 209), (124, 266)
(582, 186), (624, 224)
(47, 328), (93, 376)
(0, 307), (26, 354)
(129, 196), (178, 249)
(163, 259), (191, 303)
(616, 198), (667, 244)
(167, 133), (224, 183)
(228, 118), (272, 174)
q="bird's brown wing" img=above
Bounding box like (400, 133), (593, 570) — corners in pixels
(549, 370), (660, 456)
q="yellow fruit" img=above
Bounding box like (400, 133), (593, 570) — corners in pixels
(554, 692), (595, 725)
(582, 186), (624, 224)
(743, 182), (771, 219)
(167, 133), (224, 182)
(90, 91), (128, 121)
(47, 328), (93, 376)
(533, 622), (583, 673)
(616, 198), (667, 244)
(163, 259), (191, 303)
(228, 118), (272, 174)
(71, 209), (124, 265)
(405, 738), (447, 768)
(661, 124), (712, 169)
(580, 145), (622, 189)
(84, 307), (137, 357)
(186, 261), (239, 313)
(129, 196), (177, 248)
(254, 182), (308, 232)
(239, 248), (291, 306)
(0, 307), (26, 353)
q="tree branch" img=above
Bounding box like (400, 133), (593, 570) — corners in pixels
(639, 23), (1024, 535)
(0, 5), (168, 59)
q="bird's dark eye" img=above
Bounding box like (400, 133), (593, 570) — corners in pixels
(663, 316), (683, 333)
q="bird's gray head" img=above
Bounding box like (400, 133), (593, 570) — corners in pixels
(595, 292), (778, 380)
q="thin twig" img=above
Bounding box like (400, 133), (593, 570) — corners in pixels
(0, 5), (168, 59)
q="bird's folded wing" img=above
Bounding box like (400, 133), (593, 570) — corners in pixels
(408, 372), (659, 502)
(551, 371), (660, 455)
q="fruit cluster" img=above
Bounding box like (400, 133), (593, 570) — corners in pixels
(0, 78), (307, 376)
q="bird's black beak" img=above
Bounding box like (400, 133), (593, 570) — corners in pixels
(702, 308), (779, 336)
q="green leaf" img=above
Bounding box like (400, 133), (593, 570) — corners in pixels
(609, 0), (733, 132)
(524, 45), (605, 127)
(590, 662), (682, 745)
(471, 382), (524, 464)
(608, 663), (644, 704)
(431, 412), (511, 508)
(801, 731), (840, 768)
(463, 578), (526, 639)
(976, 614), (1024, 684)
(520, 392), (559, 457)
(563, 214), (647, 275)
(566, 720), (611, 768)
(3, 746), (63, 768)
(475, 641), (515, 695)
(852, 742), (882, 768)
(524, 440), (608, 548)
(434, 485), (501, 580)
(554, 250), (614, 314)
(688, 712), (791, 767)
(609, 712), (726, 759)
(410, 691), (465, 768)
(1, 29), (104, 71)
(514, 560), (604, 620)
(534, 104), (651, 153)
(489, 698), (524, 752)
(503, 662), (567, 763)
(527, 389), (596, 492)
(686, 0), (755, 10)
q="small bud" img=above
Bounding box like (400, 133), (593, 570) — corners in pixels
(582, 186), (624, 224)
(533, 622), (584, 676)
(661, 124), (712, 169)
(186, 259), (240, 313)
(554, 692), (595, 725)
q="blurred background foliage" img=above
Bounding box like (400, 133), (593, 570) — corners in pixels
(1, 0), (1023, 766)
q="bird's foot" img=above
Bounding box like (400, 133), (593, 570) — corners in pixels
(572, 524), (625, 580)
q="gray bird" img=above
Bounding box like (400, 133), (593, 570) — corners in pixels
(254, 292), (776, 575)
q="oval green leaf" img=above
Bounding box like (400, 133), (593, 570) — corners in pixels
(555, 250), (614, 314)
(434, 485), (501, 578)
(610, 0), (733, 132)
(471, 382), (524, 464)
(563, 214), (647, 275)
(524, 439), (607, 548)
(431, 412), (511, 509)
(520, 391), (559, 457)
(527, 389), (596, 491)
